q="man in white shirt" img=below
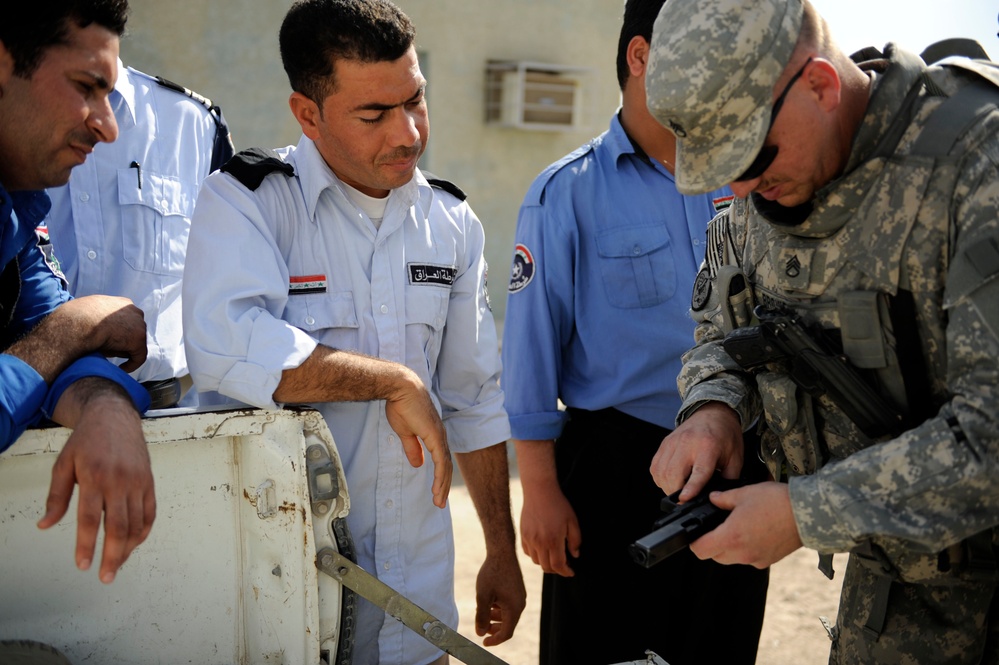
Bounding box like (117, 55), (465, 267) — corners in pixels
(44, 60), (235, 408)
(181, 1), (525, 663)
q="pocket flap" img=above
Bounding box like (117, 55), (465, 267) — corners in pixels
(284, 291), (359, 332)
(117, 169), (197, 218)
(595, 225), (669, 258)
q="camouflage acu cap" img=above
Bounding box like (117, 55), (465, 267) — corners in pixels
(646, 0), (804, 195)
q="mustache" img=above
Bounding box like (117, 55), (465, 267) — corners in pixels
(380, 144), (422, 163)
(68, 130), (100, 152)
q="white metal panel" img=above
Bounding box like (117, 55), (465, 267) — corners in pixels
(0, 408), (349, 665)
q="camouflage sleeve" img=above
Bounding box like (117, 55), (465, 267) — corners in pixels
(676, 204), (763, 429)
(790, 141), (999, 557)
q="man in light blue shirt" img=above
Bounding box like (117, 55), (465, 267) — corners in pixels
(44, 59), (234, 407)
(501, 1), (769, 663)
(182, 2), (524, 663)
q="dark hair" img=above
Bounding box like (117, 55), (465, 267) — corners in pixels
(616, 0), (667, 91)
(0, 0), (129, 77)
(279, 0), (415, 104)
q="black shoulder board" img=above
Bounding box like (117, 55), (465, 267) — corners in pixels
(154, 75), (235, 173)
(221, 147), (295, 191)
(155, 75), (217, 113)
(422, 171), (467, 201)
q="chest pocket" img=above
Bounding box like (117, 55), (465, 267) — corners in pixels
(117, 168), (198, 276)
(595, 224), (676, 309)
(284, 290), (360, 351)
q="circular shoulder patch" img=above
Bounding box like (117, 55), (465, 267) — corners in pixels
(508, 244), (536, 293)
(691, 267), (712, 311)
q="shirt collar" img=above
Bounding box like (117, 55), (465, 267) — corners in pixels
(608, 110), (676, 180)
(111, 59), (137, 133)
(843, 44), (925, 174)
(606, 111), (642, 164)
(294, 134), (422, 223)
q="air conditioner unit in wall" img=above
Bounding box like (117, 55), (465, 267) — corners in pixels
(485, 61), (589, 131)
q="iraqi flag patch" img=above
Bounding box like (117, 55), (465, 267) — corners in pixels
(508, 243), (535, 293)
(712, 195), (735, 213)
(289, 274), (327, 295)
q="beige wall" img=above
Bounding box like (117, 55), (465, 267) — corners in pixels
(121, 0), (624, 321)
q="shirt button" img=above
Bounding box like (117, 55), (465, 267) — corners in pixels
(380, 304), (389, 314)
(386, 499), (394, 509)
(693, 238), (701, 245)
(79, 193), (90, 203)
(383, 561), (391, 571)
(305, 315), (315, 325)
(86, 250), (97, 260)
(633, 245), (641, 255)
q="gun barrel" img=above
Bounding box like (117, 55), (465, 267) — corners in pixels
(628, 524), (690, 568)
(629, 498), (732, 568)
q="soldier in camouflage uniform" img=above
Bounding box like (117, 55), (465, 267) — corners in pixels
(644, 0), (999, 662)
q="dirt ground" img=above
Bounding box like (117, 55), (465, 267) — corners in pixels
(450, 475), (848, 665)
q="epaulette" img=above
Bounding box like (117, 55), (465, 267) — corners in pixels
(221, 147), (296, 191)
(153, 75), (235, 172)
(522, 140), (596, 207)
(155, 75), (219, 115)
(422, 171), (467, 201)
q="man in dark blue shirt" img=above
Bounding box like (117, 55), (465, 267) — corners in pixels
(0, 0), (154, 587)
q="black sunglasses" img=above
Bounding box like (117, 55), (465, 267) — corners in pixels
(733, 57), (813, 183)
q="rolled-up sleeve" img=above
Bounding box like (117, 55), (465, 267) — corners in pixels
(434, 202), (511, 452)
(0, 355), (48, 451)
(500, 196), (572, 442)
(182, 172), (318, 409)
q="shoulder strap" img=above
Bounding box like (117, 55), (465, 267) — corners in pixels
(154, 76), (235, 172)
(911, 78), (999, 156)
(220, 147), (295, 191)
(521, 140), (596, 207)
(920, 38), (991, 65)
(421, 171), (467, 201)
(154, 75), (216, 111)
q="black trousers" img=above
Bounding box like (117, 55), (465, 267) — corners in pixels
(539, 407), (770, 665)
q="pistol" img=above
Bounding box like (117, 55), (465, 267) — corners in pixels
(629, 476), (742, 568)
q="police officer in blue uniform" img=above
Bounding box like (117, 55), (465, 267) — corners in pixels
(0, 0), (154, 594)
(501, 1), (769, 663)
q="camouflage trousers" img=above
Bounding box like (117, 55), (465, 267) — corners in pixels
(830, 553), (999, 664)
